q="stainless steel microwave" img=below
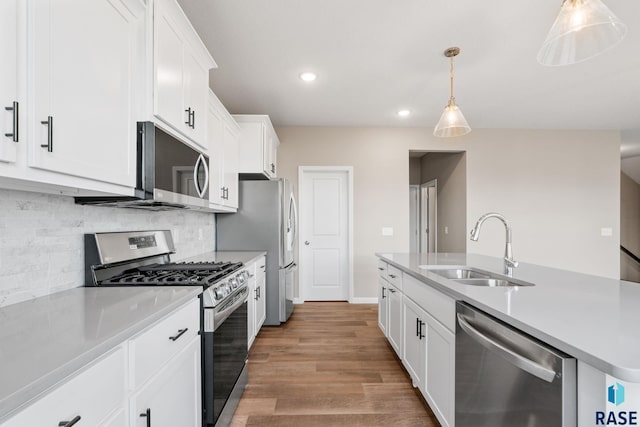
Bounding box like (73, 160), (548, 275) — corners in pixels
(76, 122), (211, 211)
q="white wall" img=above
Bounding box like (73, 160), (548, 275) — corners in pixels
(0, 188), (215, 307)
(276, 127), (620, 299)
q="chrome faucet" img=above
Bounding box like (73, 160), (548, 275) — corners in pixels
(470, 212), (519, 276)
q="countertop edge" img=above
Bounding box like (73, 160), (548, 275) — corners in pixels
(0, 287), (202, 423)
(376, 253), (640, 383)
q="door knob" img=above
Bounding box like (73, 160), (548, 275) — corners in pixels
(304, 241), (310, 245)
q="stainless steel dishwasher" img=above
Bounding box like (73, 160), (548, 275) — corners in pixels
(455, 302), (576, 427)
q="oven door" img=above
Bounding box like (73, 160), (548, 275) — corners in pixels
(203, 288), (248, 426)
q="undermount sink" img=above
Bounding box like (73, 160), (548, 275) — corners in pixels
(418, 266), (535, 287)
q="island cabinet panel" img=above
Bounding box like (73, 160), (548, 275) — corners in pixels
(378, 276), (389, 336)
(403, 273), (455, 332)
(402, 295), (427, 390)
(386, 282), (403, 357)
(423, 310), (455, 427)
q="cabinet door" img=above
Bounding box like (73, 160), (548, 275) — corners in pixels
(131, 337), (202, 427)
(402, 297), (426, 390)
(424, 314), (455, 427)
(0, 0), (18, 163)
(207, 99), (224, 206)
(28, 0), (141, 187)
(255, 275), (266, 330)
(154, 0), (186, 135)
(387, 283), (403, 357)
(222, 123), (239, 208)
(100, 407), (127, 427)
(263, 125), (274, 178)
(183, 50), (208, 148)
(378, 277), (388, 336)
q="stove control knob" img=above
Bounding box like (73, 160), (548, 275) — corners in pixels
(214, 288), (223, 300)
(237, 274), (245, 285)
(230, 278), (238, 289)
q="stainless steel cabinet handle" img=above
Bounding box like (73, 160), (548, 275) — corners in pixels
(388, 288), (396, 294)
(419, 320), (426, 339)
(169, 328), (188, 341)
(377, 267), (384, 271)
(190, 109), (195, 128)
(304, 241), (310, 245)
(5, 101), (18, 142)
(58, 416), (81, 427)
(271, 163), (275, 173)
(457, 313), (556, 382)
(140, 408), (151, 427)
(416, 318), (420, 337)
(388, 274), (397, 279)
(40, 116), (53, 152)
(381, 287), (386, 299)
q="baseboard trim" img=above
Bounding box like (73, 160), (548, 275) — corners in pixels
(293, 298), (304, 304)
(349, 297), (378, 304)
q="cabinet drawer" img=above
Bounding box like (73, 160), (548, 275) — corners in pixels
(130, 298), (200, 388)
(377, 259), (387, 277)
(4, 345), (126, 427)
(403, 274), (455, 332)
(386, 264), (403, 290)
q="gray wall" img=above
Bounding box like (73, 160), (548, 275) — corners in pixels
(276, 127), (621, 299)
(409, 157), (422, 185)
(420, 152), (467, 253)
(0, 188), (215, 307)
(620, 172), (640, 282)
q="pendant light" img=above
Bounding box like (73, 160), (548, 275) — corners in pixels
(433, 47), (471, 138)
(538, 0), (627, 66)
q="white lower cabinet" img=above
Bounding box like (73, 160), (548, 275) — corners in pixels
(423, 312), (455, 427)
(3, 345), (127, 427)
(387, 282), (403, 357)
(376, 259), (455, 427)
(1, 298), (201, 427)
(402, 296), (427, 390)
(248, 255), (267, 349)
(130, 337), (201, 427)
(377, 277), (388, 336)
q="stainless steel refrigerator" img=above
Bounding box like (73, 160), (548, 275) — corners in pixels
(216, 179), (297, 325)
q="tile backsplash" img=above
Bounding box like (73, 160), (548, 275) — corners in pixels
(0, 188), (215, 307)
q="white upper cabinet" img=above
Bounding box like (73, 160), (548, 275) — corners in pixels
(0, 0), (18, 164)
(232, 115), (279, 180)
(154, 0), (214, 150)
(27, 0), (144, 188)
(207, 90), (239, 211)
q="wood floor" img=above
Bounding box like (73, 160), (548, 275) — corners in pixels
(230, 302), (440, 427)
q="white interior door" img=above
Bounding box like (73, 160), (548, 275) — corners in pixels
(300, 169), (350, 301)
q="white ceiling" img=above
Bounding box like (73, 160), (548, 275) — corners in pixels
(178, 0), (640, 133)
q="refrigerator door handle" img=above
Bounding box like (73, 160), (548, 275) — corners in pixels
(290, 193), (298, 248)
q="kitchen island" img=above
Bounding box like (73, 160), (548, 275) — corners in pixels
(377, 252), (640, 427)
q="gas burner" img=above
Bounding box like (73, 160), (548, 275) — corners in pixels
(101, 262), (244, 287)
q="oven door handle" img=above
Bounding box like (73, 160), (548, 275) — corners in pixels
(213, 288), (248, 332)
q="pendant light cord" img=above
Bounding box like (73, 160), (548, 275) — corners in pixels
(449, 56), (455, 105)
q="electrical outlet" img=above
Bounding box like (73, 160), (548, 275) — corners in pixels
(444, 226), (449, 235)
(601, 227), (613, 237)
(382, 227), (393, 236)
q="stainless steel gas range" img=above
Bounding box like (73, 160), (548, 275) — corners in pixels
(84, 230), (248, 427)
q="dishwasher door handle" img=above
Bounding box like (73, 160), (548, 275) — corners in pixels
(457, 313), (556, 383)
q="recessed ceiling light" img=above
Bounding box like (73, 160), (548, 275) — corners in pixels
(299, 72), (317, 82)
(397, 110), (411, 117)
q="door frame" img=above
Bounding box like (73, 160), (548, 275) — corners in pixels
(298, 166), (354, 303)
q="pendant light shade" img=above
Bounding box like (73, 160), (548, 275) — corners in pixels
(434, 47), (471, 138)
(537, 0), (627, 66)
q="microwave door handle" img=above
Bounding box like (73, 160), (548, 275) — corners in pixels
(456, 313), (556, 383)
(193, 154), (208, 198)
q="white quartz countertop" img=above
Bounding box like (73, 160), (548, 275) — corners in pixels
(377, 252), (640, 382)
(174, 250), (266, 266)
(0, 286), (202, 423)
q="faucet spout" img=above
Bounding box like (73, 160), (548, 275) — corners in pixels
(470, 212), (519, 275)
